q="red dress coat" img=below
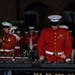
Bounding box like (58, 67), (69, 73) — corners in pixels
(14, 34), (24, 56)
(37, 27), (72, 62)
(0, 33), (17, 56)
(24, 33), (38, 50)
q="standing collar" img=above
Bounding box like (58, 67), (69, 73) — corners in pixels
(50, 26), (60, 32)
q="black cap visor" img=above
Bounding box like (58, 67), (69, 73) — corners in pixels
(51, 22), (59, 26)
(2, 26), (10, 28)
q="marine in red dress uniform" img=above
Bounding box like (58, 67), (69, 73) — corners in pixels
(1, 33), (16, 56)
(14, 31), (24, 56)
(24, 26), (38, 51)
(37, 15), (72, 62)
(0, 22), (17, 58)
(0, 22), (17, 75)
(59, 25), (73, 61)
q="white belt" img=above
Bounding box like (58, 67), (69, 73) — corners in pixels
(0, 49), (14, 52)
(0, 56), (13, 58)
(15, 46), (20, 49)
(45, 50), (64, 55)
(66, 58), (71, 62)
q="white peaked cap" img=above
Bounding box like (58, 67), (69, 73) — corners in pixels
(16, 31), (21, 33)
(69, 30), (72, 33)
(25, 31), (28, 34)
(2, 22), (12, 27)
(11, 26), (18, 30)
(28, 26), (34, 29)
(59, 25), (69, 29)
(48, 15), (62, 22)
(35, 30), (38, 33)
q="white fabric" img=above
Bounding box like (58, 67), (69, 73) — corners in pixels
(35, 30), (38, 33)
(11, 26), (18, 30)
(28, 26), (34, 29)
(29, 38), (33, 50)
(59, 25), (69, 29)
(69, 30), (72, 33)
(66, 58), (71, 62)
(0, 56), (13, 58)
(0, 49), (14, 52)
(45, 50), (54, 55)
(45, 50), (64, 55)
(25, 31), (28, 34)
(15, 46), (20, 49)
(2, 22), (12, 27)
(48, 15), (62, 22)
(13, 34), (20, 41)
(16, 31), (21, 33)
(33, 44), (37, 46)
(10, 26), (18, 34)
(51, 19), (59, 22)
(29, 46), (33, 50)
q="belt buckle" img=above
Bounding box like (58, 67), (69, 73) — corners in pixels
(54, 52), (58, 56)
(3, 49), (6, 52)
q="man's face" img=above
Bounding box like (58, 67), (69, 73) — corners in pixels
(3, 27), (10, 33)
(29, 30), (34, 34)
(51, 25), (59, 30)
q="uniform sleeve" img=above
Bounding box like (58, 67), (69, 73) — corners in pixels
(64, 31), (73, 57)
(24, 35), (29, 47)
(2, 36), (17, 50)
(37, 30), (45, 57)
(34, 34), (38, 44)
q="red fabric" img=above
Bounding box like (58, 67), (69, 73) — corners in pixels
(37, 27), (72, 62)
(1, 33), (17, 56)
(14, 48), (21, 56)
(45, 54), (65, 62)
(14, 34), (24, 56)
(24, 33), (38, 50)
(1, 33), (16, 49)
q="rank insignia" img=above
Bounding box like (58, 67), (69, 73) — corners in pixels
(58, 34), (63, 39)
(8, 38), (11, 41)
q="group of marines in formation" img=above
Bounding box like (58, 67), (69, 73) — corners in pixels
(0, 15), (74, 63)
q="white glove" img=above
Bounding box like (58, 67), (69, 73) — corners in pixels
(13, 34), (20, 41)
(33, 43), (37, 46)
(29, 45), (33, 50)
